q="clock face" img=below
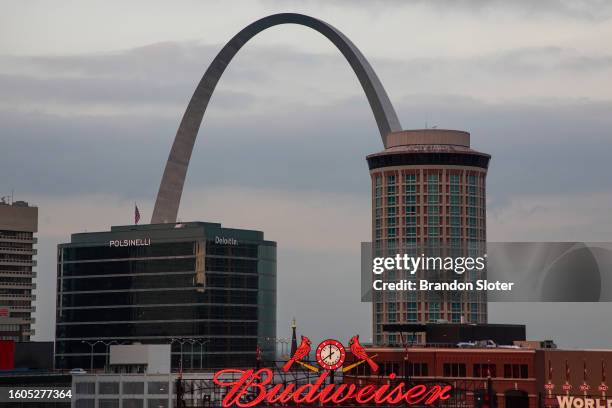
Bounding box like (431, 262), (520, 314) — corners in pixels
(315, 339), (346, 371)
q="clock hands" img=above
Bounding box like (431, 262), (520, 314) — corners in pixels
(316, 340), (345, 371)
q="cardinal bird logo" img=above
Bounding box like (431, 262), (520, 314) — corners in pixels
(282, 335), (311, 372)
(349, 335), (379, 373)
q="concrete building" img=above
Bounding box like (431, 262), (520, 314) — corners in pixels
(71, 371), (216, 408)
(72, 344), (208, 408)
(55, 222), (276, 371)
(0, 199), (38, 341)
(367, 129), (491, 346)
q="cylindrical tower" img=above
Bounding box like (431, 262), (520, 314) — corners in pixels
(367, 129), (491, 346)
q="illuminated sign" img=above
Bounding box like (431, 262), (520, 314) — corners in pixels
(109, 238), (151, 247)
(212, 335), (451, 407)
(215, 236), (238, 245)
(556, 396), (612, 408)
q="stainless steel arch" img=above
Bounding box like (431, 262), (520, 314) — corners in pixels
(151, 12), (402, 223)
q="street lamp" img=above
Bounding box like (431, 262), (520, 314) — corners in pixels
(189, 339), (210, 369)
(278, 338), (290, 358)
(81, 340), (102, 370)
(186, 339), (196, 370)
(171, 338), (189, 372)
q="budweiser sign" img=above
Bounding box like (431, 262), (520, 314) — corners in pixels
(212, 335), (452, 407)
(213, 369), (451, 407)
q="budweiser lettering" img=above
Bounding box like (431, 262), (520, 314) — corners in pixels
(213, 368), (452, 407)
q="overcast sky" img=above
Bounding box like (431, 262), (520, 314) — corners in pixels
(1, 0), (612, 348)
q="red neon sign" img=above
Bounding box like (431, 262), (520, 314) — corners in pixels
(213, 369), (452, 407)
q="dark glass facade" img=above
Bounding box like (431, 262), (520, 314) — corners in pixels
(55, 222), (276, 371)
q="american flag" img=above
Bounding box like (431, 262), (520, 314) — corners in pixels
(135, 204), (141, 224)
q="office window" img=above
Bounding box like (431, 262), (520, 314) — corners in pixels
(388, 303), (397, 323)
(123, 382), (145, 394)
(405, 362), (428, 377)
(405, 174), (417, 184)
(474, 363), (496, 378)
(428, 302), (440, 322)
(443, 363), (466, 377)
(148, 400), (168, 408)
(147, 382), (169, 394)
(76, 399), (95, 408)
(123, 400), (144, 408)
(451, 302), (461, 323)
(406, 302), (417, 322)
(99, 382), (119, 395)
(99, 400), (120, 408)
(504, 364), (529, 378)
(470, 303), (478, 322)
(75, 382), (95, 394)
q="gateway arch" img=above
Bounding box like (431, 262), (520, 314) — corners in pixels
(152, 13), (402, 224)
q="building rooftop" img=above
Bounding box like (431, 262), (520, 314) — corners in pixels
(66, 221), (274, 246)
(0, 199), (38, 232)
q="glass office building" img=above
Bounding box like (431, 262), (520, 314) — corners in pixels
(55, 222), (276, 370)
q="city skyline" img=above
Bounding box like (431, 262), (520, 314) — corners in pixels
(1, 1), (612, 348)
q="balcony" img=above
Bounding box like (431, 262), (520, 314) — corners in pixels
(0, 270), (36, 278)
(9, 305), (35, 312)
(0, 282), (35, 289)
(0, 236), (37, 244)
(0, 247), (37, 255)
(0, 259), (37, 266)
(0, 293), (33, 299)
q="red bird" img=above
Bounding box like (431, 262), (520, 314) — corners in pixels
(282, 336), (311, 372)
(349, 335), (379, 373)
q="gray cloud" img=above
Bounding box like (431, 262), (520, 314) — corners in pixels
(308, 0), (612, 21)
(1, 10), (611, 347)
